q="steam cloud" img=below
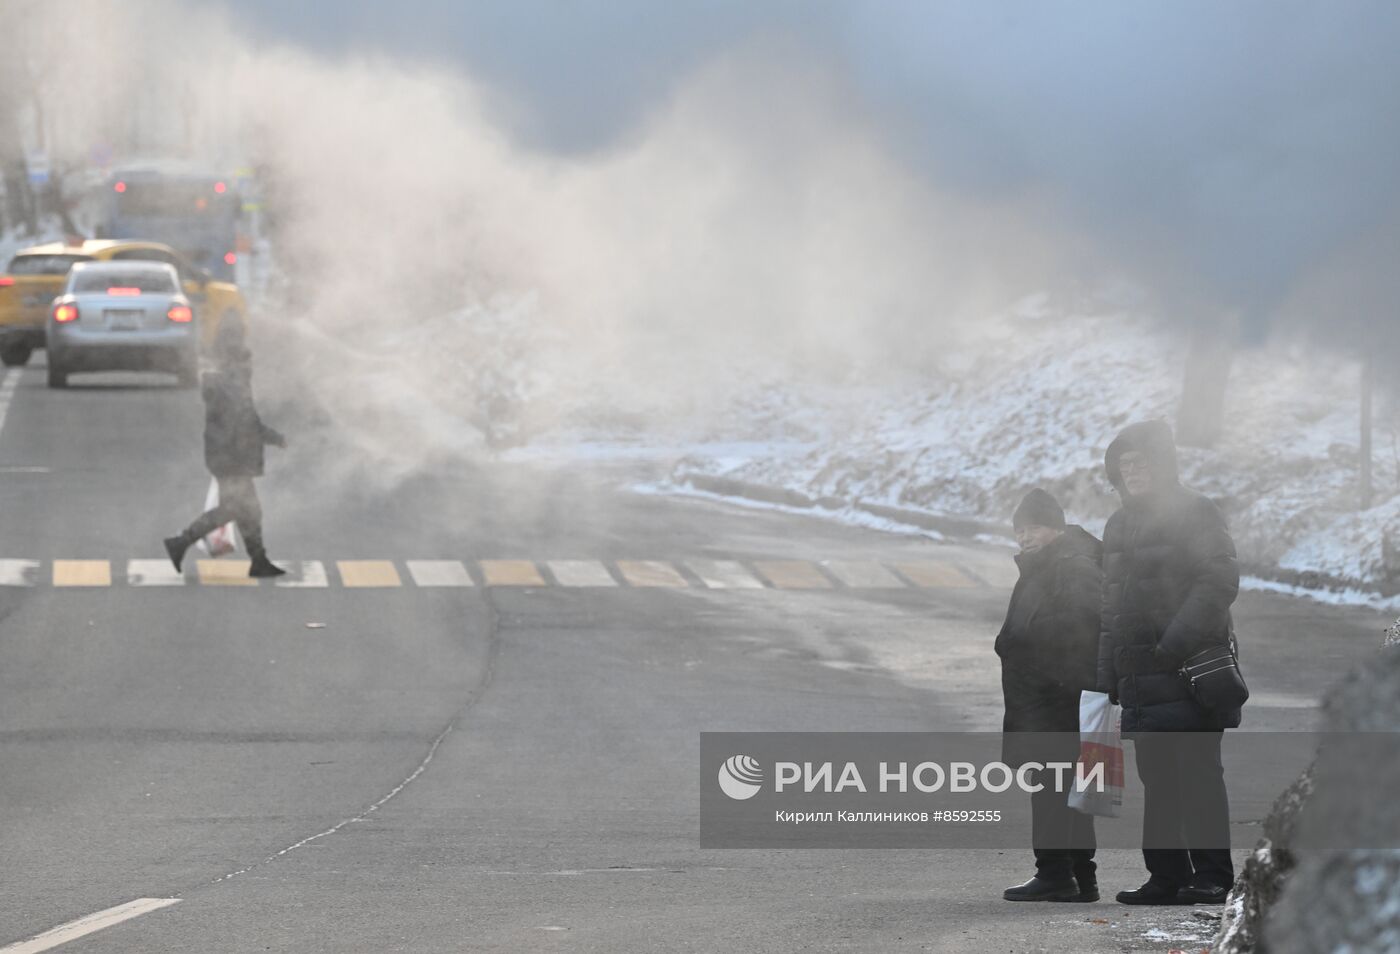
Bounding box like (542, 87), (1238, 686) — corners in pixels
(5, 0), (1399, 485)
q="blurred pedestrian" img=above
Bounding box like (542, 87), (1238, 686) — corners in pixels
(998, 488), (1103, 902)
(1098, 420), (1243, 905)
(164, 317), (288, 578)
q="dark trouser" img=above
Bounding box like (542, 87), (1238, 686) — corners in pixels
(185, 476), (267, 557)
(1134, 731), (1233, 888)
(1029, 765), (1097, 882)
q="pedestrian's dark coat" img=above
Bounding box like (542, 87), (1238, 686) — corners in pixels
(1096, 421), (1242, 733)
(997, 523), (1104, 764)
(202, 357), (281, 478)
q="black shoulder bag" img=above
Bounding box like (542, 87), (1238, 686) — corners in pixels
(1179, 636), (1249, 710)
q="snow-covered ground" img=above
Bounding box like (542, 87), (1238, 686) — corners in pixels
(644, 306), (1397, 599)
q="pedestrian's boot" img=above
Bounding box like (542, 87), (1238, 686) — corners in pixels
(1067, 873), (1099, 903)
(163, 531), (196, 573)
(246, 534), (286, 578)
(1116, 878), (1192, 905)
(1177, 880), (1230, 905)
(248, 552), (286, 578)
(1003, 876), (1080, 902)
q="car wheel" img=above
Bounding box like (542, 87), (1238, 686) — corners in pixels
(0, 344), (32, 367)
(47, 362), (68, 388)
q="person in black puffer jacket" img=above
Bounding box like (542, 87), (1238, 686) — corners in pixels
(997, 489), (1103, 904)
(1097, 420), (1241, 906)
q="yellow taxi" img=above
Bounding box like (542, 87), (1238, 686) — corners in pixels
(0, 239), (247, 366)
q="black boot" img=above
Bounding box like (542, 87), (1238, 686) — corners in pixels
(1068, 873), (1100, 903)
(248, 552), (286, 578)
(1116, 878), (1191, 905)
(1003, 876), (1080, 901)
(164, 532), (194, 573)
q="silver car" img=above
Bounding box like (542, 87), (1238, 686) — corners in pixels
(46, 261), (198, 388)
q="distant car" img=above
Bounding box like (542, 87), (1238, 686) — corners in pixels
(45, 262), (199, 388)
(0, 239), (246, 368)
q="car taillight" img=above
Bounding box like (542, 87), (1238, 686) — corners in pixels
(224, 252), (237, 265)
(53, 303), (78, 323)
(107, 287), (141, 296)
(0, 276), (13, 287)
(167, 304), (193, 323)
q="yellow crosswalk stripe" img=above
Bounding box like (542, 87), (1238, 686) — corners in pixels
(53, 560), (111, 587)
(616, 560), (688, 588)
(895, 562), (977, 588)
(480, 559), (545, 586)
(753, 560), (832, 589)
(823, 560), (906, 588)
(337, 560), (403, 588)
(197, 560), (256, 586)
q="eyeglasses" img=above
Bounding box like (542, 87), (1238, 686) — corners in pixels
(1118, 457), (1151, 475)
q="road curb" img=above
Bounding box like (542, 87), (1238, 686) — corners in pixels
(674, 472), (1400, 608)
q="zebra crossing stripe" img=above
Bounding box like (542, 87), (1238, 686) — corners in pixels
(127, 559), (184, 586)
(406, 560), (473, 587)
(547, 560), (617, 587)
(53, 560), (111, 587)
(480, 560), (545, 586)
(196, 559), (256, 586)
(823, 560), (906, 588)
(895, 562), (977, 588)
(685, 559), (763, 589)
(753, 560), (832, 589)
(0, 559), (41, 586)
(276, 561), (329, 588)
(616, 560), (687, 588)
(337, 560), (403, 588)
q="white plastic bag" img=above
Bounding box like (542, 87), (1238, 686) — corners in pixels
(195, 477), (239, 557)
(1068, 690), (1124, 817)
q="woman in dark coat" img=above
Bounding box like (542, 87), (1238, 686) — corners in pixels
(1097, 420), (1241, 905)
(164, 318), (287, 578)
(997, 489), (1103, 903)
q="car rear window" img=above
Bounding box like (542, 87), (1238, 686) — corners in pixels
(6, 254), (92, 276)
(71, 269), (177, 294)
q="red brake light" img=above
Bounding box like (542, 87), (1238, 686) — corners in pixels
(53, 303), (78, 323)
(0, 276), (14, 287)
(107, 287), (141, 296)
(167, 304), (193, 323)
(114, 181), (127, 193)
(224, 252), (237, 265)
(214, 181), (227, 194)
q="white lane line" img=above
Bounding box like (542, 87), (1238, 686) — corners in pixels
(685, 559), (764, 589)
(275, 560), (329, 588)
(126, 559), (186, 586)
(547, 560), (617, 587)
(406, 560), (474, 587)
(0, 368), (21, 439)
(0, 898), (181, 954)
(0, 559), (40, 586)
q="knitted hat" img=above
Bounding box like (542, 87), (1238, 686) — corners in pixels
(1012, 488), (1066, 530)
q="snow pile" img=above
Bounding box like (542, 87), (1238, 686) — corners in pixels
(660, 306), (1397, 592)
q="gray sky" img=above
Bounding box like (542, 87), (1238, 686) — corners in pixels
(217, 0), (1400, 331)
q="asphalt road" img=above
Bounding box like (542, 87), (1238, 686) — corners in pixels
(0, 361), (1389, 953)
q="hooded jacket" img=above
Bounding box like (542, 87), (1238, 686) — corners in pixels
(202, 349), (282, 478)
(1096, 421), (1242, 732)
(997, 523), (1104, 762)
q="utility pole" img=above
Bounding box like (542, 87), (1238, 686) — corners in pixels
(1361, 352), (1374, 511)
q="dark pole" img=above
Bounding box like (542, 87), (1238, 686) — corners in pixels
(1361, 352), (1374, 511)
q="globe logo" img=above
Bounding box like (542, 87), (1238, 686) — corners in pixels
(718, 755), (764, 800)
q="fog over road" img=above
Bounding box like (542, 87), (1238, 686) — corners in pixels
(0, 362), (1386, 953)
